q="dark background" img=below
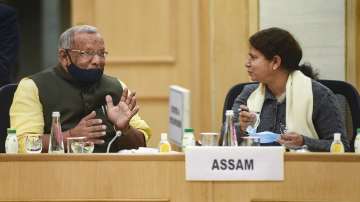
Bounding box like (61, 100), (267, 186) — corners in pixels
(2, 0), (70, 82)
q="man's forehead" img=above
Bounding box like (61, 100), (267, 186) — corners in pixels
(73, 32), (104, 48)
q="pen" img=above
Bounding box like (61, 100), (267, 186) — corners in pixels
(239, 107), (249, 112)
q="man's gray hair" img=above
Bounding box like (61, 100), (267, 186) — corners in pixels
(58, 25), (98, 49)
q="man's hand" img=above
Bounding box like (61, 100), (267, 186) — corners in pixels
(239, 105), (257, 132)
(70, 111), (107, 144)
(106, 88), (139, 132)
(278, 132), (304, 147)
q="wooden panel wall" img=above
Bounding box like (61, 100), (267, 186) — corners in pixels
(71, 0), (360, 147)
(356, 1), (360, 90)
(71, 0), (199, 147)
(346, 0), (360, 91)
(210, 0), (253, 130)
(346, 0), (358, 87)
(71, 0), (252, 147)
(92, 0), (186, 148)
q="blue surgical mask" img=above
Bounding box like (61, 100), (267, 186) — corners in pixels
(250, 131), (280, 144)
(67, 63), (103, 84)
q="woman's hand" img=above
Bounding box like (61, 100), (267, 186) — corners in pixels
(278, 132), (304, 147)
(239, 105), (257, 132)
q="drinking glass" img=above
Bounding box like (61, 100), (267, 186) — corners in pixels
(82, 141), (95, 153)
(67, 137), (83, 153)
(246, 112), (260, 135)
(278, 124), (309, 152)
(280, 123), (288, 135)
(200, 132), (219, 146)
(279, 123), (295, 152)
(240, 136), (260, 146)
(67, 137), (94, 153)
(25, 134), (43, 153)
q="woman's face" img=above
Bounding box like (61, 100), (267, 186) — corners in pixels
(245, 47), (275, 83)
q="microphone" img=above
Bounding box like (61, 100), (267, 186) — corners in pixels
(101, 104), (122, 153)
(107, 130), (122, 153)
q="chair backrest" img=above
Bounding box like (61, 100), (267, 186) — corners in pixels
(222, 82), (257, 123)
(222, 80), (360, 151)
(0, 83), (18, 153)
(317, 80), (360, 151)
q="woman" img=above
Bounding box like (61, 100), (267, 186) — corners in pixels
(233, 27), (349, 152)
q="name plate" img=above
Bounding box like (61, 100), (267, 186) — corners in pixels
(185, 146), (284, 181)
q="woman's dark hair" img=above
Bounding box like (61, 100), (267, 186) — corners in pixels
(249, 27), (318, 79)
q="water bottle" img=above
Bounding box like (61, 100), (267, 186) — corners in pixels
(48, 111), (64, 153)
(5, 128), (18, 153)
(354, 128), (360, 153)
(222, 110), (238, 146)
(182, 128), (195, 152)
(158, 133), (171, 153)
(330, 133), (344, 153)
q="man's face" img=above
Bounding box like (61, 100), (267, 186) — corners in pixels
(61, 32), (106, 71)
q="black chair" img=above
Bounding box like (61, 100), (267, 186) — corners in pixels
(317, 80), (360, 151)
(222, 80), (360, 151)
(222, 82), (257, 122)
(0, 83), (18, 153)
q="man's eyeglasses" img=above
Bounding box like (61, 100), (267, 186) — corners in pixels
(66, 49), (109, 59)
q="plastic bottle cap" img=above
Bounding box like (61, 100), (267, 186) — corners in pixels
(184, 128), (194, 132)
(334, 133), (341, 141)
(52, 111), (60, 117)
(225, 110), (234, 116)
(7, 128), (16, 134)
(160, 133), (168, 141)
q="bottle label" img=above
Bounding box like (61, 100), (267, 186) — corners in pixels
(5, 135), (18, 153)
(159, 142), (171, 153)
(331, 143), (344, 153)
(49, 119), (64, 153)
(354, 135), (360, 153)
(54, 124), (63, 144)
(182, 133), (195, 151)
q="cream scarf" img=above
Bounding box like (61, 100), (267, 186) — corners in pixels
(247, 70), (319, 139)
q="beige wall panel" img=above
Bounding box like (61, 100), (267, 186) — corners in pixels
(71, 0), (95, 25)
(248, 0), (259, 37)
(198, 0), (212, 132)
(136, 100), (168, 147)
(211, 0), (251, 129)
(68, 0), (360, 146)
(357, 1), (360, 90)
(95, 0), (175, 60)
(346, 0), (357, 88)
(71, 0), (254, 143)
(105, 65), (174, 98)
(72, 0), (201, 145)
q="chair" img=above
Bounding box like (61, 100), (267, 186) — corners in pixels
(222, 82), (257, 122)
(0, 83), (18, 153)
(317, 80), (360, 151)
(222, 80), (360, 151)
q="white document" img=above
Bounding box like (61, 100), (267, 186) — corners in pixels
(185, 146), (284, 181)
(168, 85), (190, 146)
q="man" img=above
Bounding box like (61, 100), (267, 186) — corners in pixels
(0, 3), (19, 87)
(10, 25), (151, 153)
